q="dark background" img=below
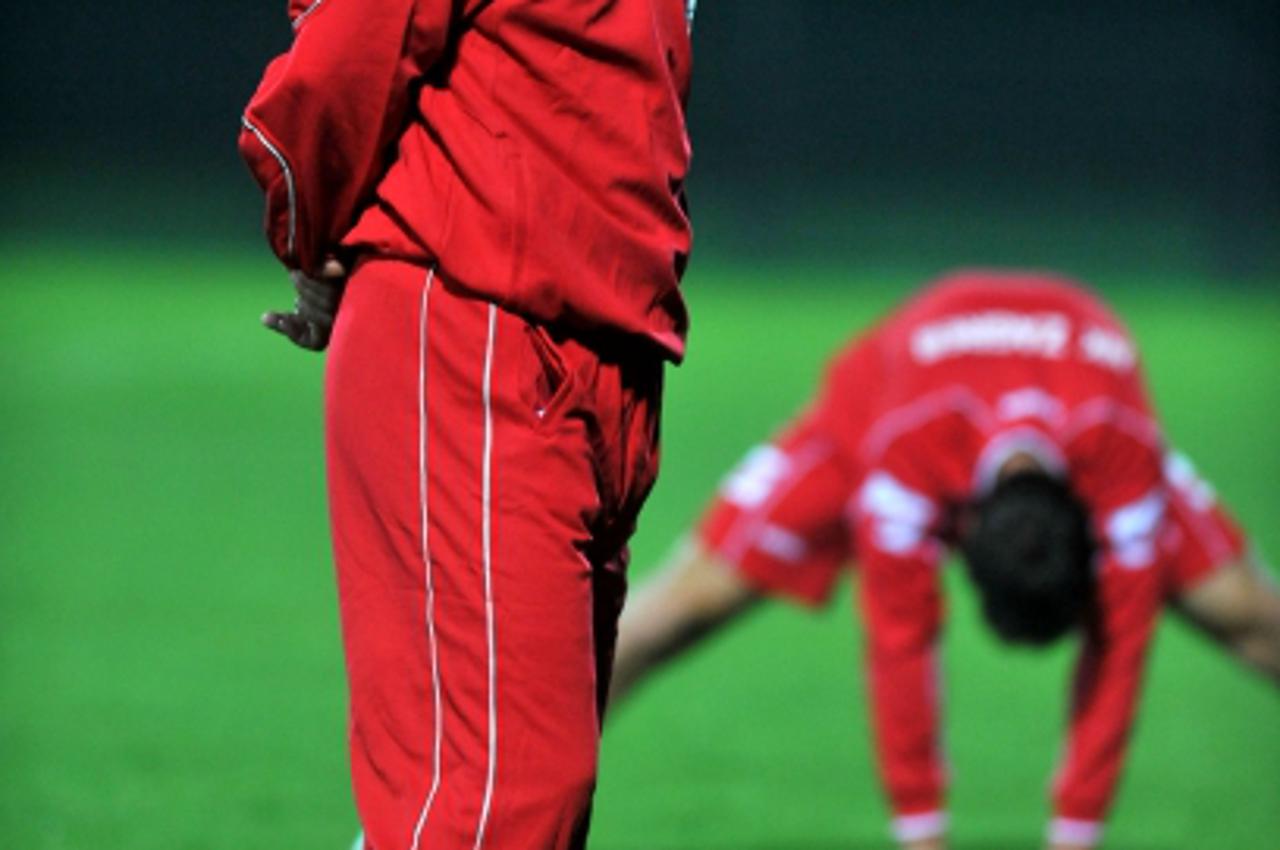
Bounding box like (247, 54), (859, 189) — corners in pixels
(4, 1), (1277, 279)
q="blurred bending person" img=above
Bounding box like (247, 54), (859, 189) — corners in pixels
(238, 2), (697, 849)
(610, 269), (1280, 850)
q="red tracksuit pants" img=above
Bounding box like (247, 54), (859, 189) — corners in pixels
(325, 259), (663, 850)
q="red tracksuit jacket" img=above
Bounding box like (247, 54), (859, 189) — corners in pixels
(239, 0), (694, 360)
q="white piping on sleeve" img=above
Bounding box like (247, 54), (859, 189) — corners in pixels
(240, 115), (297, 259)
(473, 304), (499, 850)
(1105, 488), (1166, 570)
(292, 0), (325, 30)
(409, 270), (442, 850)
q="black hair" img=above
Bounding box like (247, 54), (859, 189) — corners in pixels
(960, 471), (1096, 646)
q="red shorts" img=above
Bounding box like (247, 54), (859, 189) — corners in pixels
(697, 417), (854, 606)
(325, 259), (663, 850)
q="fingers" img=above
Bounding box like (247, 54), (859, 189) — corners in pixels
(292, 263), (348, 323)
(291, 270), (343, 317)
(262, 258), (349, 352)
(262, 310), (330, 351)
(294, 287), (339, 327)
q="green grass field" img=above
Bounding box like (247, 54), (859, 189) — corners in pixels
(1, 244), (1276, 849)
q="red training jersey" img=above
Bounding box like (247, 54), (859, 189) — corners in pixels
(239, 0), (695, 360)
(698, 270), (1247, 843)
(833, 271), (1166, 834)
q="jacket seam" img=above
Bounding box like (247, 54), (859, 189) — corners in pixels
(292, 0), (325, 31)
(241, 114), (298, 259)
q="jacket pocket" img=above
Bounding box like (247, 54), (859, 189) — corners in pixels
(523, 322), (576, 427)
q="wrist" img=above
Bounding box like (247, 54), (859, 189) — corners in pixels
(1047, 817), (1102, 848)
(892, 810), (948, 846)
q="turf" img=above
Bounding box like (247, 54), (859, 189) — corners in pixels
(0, 244), (1276, 849)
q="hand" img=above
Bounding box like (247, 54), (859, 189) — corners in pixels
(262, 258), (348, 351)
(1047, 843), (1093, 850)
(902, 837), (946, 850)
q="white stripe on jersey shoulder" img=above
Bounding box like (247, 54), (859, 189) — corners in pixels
(858, 471), (936, 555)
(720, 445), (791, 509)
(1105, 488), (1166, 570)
(240, 115), (297, 259)
(686, 0), (698, 32)
(1163, 450), (1219, 512)
(717, 438), (834, 566)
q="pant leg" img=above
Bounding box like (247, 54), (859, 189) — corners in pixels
(326, 258), (662, 850)
(326, 260), (437, 850)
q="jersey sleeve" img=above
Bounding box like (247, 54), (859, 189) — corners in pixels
(853, 471), (948, 843)
(1052, 357), (1167, 843)
(696, 334), (881, 605)
(238, 0), (469, 275)
(1160, 450), (1249, 593)
(1049, 550), (1164, 844)
(697, 418), (854, 607)
(808, 326), (884, 450)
